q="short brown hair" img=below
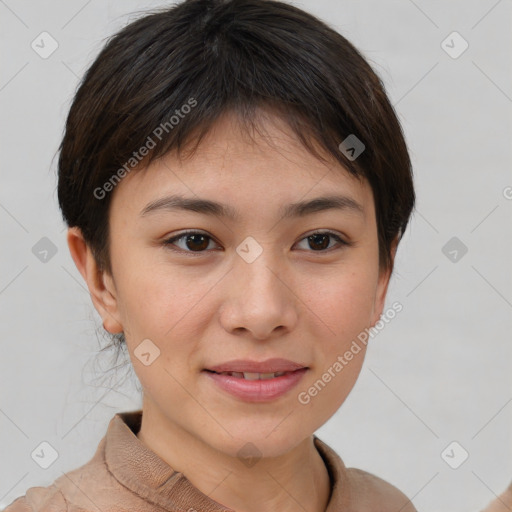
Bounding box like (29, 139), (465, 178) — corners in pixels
(58, 0), (415, 276)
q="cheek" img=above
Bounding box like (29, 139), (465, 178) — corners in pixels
(304, 268), (378, 342)
(115, 265), (205, 395)
(298, 272), (375, 421)
(114, 257), (214, 353)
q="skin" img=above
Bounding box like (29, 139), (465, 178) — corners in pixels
(68, 109), (397, 512)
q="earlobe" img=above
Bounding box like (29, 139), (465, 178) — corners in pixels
(66, 227), (124, 334)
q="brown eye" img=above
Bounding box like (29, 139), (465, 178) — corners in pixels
(163, 230), (350, 255)
(307, 233), (330, 251)
(183, 234), (210, 251)
(163, 231), (217, 253)
(296, 231), (348, 252)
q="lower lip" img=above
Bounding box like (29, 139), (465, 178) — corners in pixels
(203, 369), (308, 402)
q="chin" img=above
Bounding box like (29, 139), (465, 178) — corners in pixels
(201, 421), (310, 460)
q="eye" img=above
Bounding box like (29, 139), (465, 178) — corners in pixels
(163, 230), (350, 254)
(163, 230), (219, 253)
(295, 231), (350, 252)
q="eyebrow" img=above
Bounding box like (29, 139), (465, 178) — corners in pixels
(140, 193), (364, 220)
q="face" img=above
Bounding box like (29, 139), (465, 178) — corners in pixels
(76, 110), (393, 459)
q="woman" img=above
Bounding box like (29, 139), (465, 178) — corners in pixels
(4, 0), (417, 510)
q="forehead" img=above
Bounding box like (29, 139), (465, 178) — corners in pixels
(109, 110), (374, 220)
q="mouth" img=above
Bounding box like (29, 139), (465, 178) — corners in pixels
(204, 357), (308, 375)
(203, 369), (298, 380)
(202, 367), (309, 402)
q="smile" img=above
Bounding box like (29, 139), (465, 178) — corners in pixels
(203, 368), (308, 402)
(210, 371), (288, 379)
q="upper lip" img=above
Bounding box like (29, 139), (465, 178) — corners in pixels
(205, 358), (308, 373)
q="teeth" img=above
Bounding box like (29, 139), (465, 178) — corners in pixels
(218, 371), (287, 379)
(259, 372), (278, 379)
(243, 372), (260, 380)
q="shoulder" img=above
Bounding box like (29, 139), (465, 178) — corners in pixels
(2, 440), (112, 512)
(345, 467), (418, 511)
(2, 458), (123, 512)
(480, 480), (512, 512)
(313, 435), (417, 511)
(2, 485), (68, 512)
(2, 458), (119, 512)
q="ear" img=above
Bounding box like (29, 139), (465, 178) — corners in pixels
(66, 227), (123, 334)
(370, 236), (399, 327)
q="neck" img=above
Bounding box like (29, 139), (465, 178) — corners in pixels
(136, 403), (331, 512)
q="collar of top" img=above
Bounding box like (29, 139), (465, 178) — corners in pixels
(104, 409), (347, 511)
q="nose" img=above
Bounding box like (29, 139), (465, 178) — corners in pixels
(218, 249), (299, 340)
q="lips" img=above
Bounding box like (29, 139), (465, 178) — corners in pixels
(204, 358), (308, 374)
(206, 370), (290, 380)
(204, 366), (308, 402)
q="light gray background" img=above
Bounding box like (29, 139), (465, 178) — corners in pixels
(1, 1), (511, 511)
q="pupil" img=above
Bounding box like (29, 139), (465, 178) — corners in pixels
(309, 234), (329, 250)
(186, 234), (209, 251)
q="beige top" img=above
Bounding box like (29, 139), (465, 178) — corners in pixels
(4, 409), (417, 511)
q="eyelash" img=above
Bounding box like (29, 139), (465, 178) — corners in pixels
(162, 230), (352, 255)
